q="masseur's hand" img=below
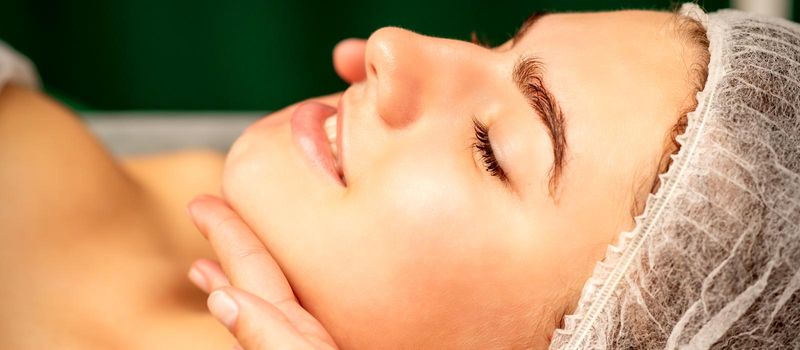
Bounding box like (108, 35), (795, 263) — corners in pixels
(244, 38), (365, 131)
(333, 38), (366, 83)
(187, 195), (338, 350)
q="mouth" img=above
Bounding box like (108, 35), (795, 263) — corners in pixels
(290, 100), (346, 186)
(324, 113), (343, 180)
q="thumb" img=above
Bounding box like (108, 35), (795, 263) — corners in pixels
(207, 287), (314, 350)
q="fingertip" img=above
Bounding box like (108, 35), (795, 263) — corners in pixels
(187, 194), (230, 234)
(191, 259), (232, 291)
(186, 194), (211, 220)
(193, 257), (215, 267)
(190, 194), (226, 209)
(208, 289), (240, 330)
(189, 193), (214, 205)
(333, 38), (367, 83)
(188, 265), (210, 293)
(333, 38), (365, 54)
(190, 258), (211, 276)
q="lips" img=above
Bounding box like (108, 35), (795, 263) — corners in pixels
(291, 100), (346, 186)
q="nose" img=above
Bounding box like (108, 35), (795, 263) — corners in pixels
(364, 27), (481, 128)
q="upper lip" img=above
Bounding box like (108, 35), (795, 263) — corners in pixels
(290, 100), (345, 186)
(336, 94), (346, 184)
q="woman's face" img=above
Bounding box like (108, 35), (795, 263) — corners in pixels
(223, 10), (699, 348)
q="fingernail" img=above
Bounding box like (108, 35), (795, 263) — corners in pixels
(188, 266), (209, 293)
(232, 344), (244, 350)
(208, 290), (239, 329)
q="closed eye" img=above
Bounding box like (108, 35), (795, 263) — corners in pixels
(472, 117), (508, 182)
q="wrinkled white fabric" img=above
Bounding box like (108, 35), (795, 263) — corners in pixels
(550, 3), (800, 350)
(0, 41), (39, 91)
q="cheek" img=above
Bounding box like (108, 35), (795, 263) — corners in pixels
(364, 145), (480, 241)
(355, 145), (521, 282)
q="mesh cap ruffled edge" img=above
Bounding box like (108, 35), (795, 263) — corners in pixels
(548, 3), (724, 349)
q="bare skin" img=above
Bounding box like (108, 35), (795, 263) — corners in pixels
(0, 9), (704, 350)
(0, 84), (230, 349)
(0, 78), (351, 349)
(220, 10), (703, 349)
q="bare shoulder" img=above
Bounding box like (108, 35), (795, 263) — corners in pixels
(0, 84), (150, 348)
(0, 84), (141, 227)
(0, 85), (234, 349)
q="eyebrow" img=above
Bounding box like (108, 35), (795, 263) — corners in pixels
(511, 12), (568, 195)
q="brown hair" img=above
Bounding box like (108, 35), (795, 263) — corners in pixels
(557, 6), (712, 345)
(468, 8), (712, 349)
(632, 8), (711, 216)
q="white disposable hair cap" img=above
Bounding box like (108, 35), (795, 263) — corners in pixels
(549, 3), (800, 349)
(0, 40), (40, 91)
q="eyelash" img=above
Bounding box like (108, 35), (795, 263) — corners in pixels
(472, 117), (508, 182)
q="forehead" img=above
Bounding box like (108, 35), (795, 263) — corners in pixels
(518, 10), (678, 43)
(513, 10), (684, 72)
(506, 10), (696, 205)
(509, 9), (691, 126)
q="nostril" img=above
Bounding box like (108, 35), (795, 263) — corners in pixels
(369, 61), (378, 78)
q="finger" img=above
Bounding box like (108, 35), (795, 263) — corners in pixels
(188, 195), (296, 306)
(333, 38), (366, 83)
(207, 287), (317, 350)
(188, 195), (338, 347)
(188, 258), (231, 293)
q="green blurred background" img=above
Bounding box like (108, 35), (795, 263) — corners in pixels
(0, 0), (764, 111)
